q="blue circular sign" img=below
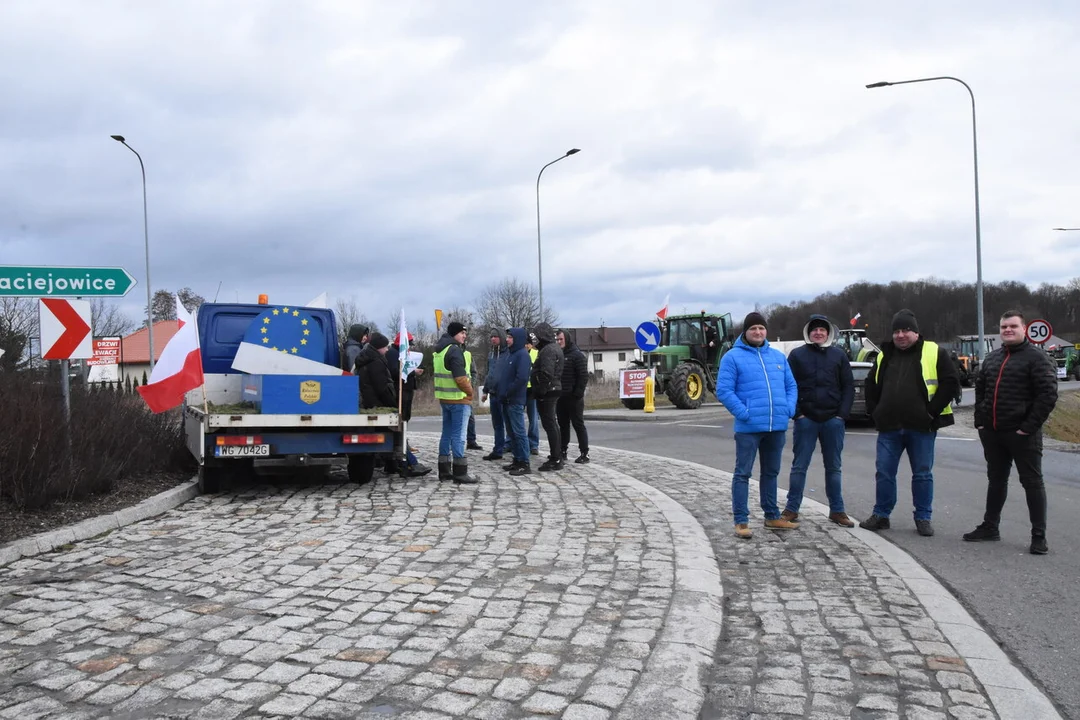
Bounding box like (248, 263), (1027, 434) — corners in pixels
(635, 321), (661, 351)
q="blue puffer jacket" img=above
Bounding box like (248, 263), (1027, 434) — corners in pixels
(502, 328), (532, 406)
(716, 335), (798, 433)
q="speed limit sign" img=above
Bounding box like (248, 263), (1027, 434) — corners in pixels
(1026, 319), (1053, 345)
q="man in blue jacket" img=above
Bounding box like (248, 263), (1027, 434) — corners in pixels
(501, 328), (534, 476)
(783, 315), (855, 527)
(716, 312), (799, 539)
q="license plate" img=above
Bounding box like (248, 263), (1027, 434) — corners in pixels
(214, 444), (270, 458)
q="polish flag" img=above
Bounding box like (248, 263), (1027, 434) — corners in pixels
(138, 297), (204, 413)
(656, 294), (671, 322)
(849, 312), (862, 328)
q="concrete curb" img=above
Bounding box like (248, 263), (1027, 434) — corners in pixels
(586, 443), (1064, 720)
(0, 478), (200, 568)
(585, 406), (731, 423)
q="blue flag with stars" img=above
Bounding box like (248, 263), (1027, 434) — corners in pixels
(241, 305), (325, 362)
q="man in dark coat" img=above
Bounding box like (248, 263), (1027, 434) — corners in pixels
(386, 332), (431, 478)
(964, 310), (1058, 554)
(355, 332), (395, 409)
(530, 322), (564, 471)
(556, 329), (590, 464)
(783, 314), (855, 527)
(343, 323), (369, 373)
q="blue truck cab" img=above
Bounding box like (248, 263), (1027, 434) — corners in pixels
(183, 302), (398, 493)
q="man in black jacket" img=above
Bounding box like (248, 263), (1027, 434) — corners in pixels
(859, 309), (961, 537)
(783, 315), (855, 527)
(964, 310), (1058, 554)
(556, 330), (590, 464)
(343, 323), (369, 373)
(530, 322), (564, 471)
(355, 332), (396, 409)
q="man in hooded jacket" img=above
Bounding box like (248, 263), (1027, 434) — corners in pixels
(343, 323), (369, 373)
(530, 322), (564, 471)
(556, 329), (590, 463)
(501, 328), (533, 476)
(481, 329), (510, 460)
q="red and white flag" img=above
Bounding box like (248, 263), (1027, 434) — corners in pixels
(849, 312), (862, 328)
(138, 297), (204, 413)
(656, 294), (671, 321)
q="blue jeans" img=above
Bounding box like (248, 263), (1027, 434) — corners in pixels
(873, 429), (936, 520)
(527, 398), (540, 451)
(787, 416), (846, 514)
(505, 402), (529, 462)
(489, 397), (508, 454)
(732, 431), (786, 525)
(439, 404), (471, 459)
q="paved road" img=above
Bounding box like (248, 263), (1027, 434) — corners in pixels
(448, 383), (1080, 718)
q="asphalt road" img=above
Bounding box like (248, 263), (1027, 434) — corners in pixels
(417, 383), (1080, 719)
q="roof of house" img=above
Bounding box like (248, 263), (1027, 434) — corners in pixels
(565, 326), (637, 351)
(120, 321), (182, 364)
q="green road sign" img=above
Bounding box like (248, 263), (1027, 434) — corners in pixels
(0, 265), (138, 298)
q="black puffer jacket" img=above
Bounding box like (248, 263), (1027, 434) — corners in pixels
(355, 345), (396, 410)
(865, 339), (960, 431)
(974, 340), (1058, 433)
(560, 336), (589, 398)
(529, 322), (563, 397)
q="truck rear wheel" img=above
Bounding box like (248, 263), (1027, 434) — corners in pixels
(348, 455), (377, 485)
(198, 462), (229, 494)
(667, 363), (706, 409)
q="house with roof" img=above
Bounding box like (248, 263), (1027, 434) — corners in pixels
(561, 324), (639, 380)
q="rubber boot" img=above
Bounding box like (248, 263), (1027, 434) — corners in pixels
(438, 455), (452, 481)
(452, 458), (478, 485)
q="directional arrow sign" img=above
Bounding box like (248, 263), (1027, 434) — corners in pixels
(635, 321), (661, 352)
(40, 298), (93, 360)
(0, 265), (137, 297)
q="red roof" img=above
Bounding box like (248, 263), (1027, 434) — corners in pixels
(121, 321), (182, 364)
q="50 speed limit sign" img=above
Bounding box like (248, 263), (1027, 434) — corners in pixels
(1026, 319), (1053, 345)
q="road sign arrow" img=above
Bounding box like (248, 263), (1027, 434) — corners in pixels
(41, 298), (92, 359)
(638, 327), (657, 346)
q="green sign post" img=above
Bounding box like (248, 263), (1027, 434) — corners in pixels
(0, 265), (137, 297)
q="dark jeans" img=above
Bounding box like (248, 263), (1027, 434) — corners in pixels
(538, 393), (561, 461)
(873, 429), (936, 521)
(979, 428), (1047, 535)
(489, 397), (508, 454)
(505, 402), (529, 462)
(467, 410), (476, 444)
(787, 416), (846, 514)
(732, 430), (786, 525)
(556, 395), (589, 456)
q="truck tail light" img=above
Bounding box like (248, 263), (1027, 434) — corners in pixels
(216, 435), (263, 446)
(343, 434), (385, 444)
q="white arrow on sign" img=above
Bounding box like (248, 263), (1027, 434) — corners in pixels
(637, 327), (658, 346)
(39, 298), (93, 360)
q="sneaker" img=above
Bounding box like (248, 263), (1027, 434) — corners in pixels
(574, 453), (590, 464)
(509, 463), (533, 477)
(962, 522), (1000, 542)
(780, 509), (800, 523)
(482, 452), (503, 461)
(400, 464), (432, 478)
(764, 518), (798, 530)
(502, 461), (519, 471)
(829, 512), (855, 528)
(915, 519), (934, 537)
(859, 514), (891, 531)
(1030, 535), (1049, 555)
(467, 442), (484, 451)
(734, 523), (753, 539)
(538, 458), (565, 472)
(530, 448), (539, 456)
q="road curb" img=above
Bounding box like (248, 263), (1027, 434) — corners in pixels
(0, 478), (200, 568)
(585, 406), (731, 423)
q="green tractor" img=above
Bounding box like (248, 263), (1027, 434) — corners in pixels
(621, 312), (735, 410)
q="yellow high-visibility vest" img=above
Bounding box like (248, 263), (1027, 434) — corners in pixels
(874, 341), (952, 416)
(527, 348), (538, 388)
(433, 346), (467, 401)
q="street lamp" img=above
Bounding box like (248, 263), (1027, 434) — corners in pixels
(866, 77), (987, 362)
(111, 135), (155, 371)
(1052, 228), (1080, 231)
(536, 148), (580, 320)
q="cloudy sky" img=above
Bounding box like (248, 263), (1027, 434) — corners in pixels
(2, 1), (1078, 334)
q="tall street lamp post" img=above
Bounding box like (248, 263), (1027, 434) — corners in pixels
(536, 148), (580, 320)
(111, 135), (155, 371)
(866, 77), (986, 361)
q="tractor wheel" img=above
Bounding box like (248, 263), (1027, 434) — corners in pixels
(666, 364), (706, 409)
(621, 398), (645, 410)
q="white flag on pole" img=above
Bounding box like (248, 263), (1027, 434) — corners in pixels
(397, 308), (418, 381)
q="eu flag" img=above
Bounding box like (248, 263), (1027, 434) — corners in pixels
(241, 305), (326, 363)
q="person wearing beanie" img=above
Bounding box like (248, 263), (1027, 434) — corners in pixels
(859, 308), (960, 537)
(432, 321), (478, 485)
(354, 332), (396, 410)
(385, 332), (432, 479)
(783, 314), (855, 528)
(715, 312), (799, 539)
(529, 322), (565, 472)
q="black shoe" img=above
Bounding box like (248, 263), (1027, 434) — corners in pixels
(509, 463), (532, 476)
(915, 519), (934, 537)
(437, 458), (452, 481)
(502, 461), (519, 471)
(530, 448), (539, 456)
(859, 514), (890, 531)
(963, 523), (1000, 542)
(1030, 535), (1049, 555)
(574, 453), (590, 464)
(467, 442), (483, 451)
(400, 463), (432, 478)
(452, 462), (478, 485)
(482, 452), (503, 461)
(538, 458), (565, 472)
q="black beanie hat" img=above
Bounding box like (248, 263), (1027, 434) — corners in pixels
(742, 311), (768, 332)
(808, 316), (831, 332)
(369, 332), (390, 350)
(447, 321), (467, 337)
(891, 309), (919, 334)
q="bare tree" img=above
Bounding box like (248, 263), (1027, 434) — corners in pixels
(89, 298), (136, 338)
(473, 278), (558, 333)
(334, 297), (379, 346)
(0, 298), (36, 370)
(148, 289), (175, 323)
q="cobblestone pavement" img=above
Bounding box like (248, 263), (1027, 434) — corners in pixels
(0, 433), (1039, 719)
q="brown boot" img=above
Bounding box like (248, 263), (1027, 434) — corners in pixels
(764, 518), (799, 530)
(734, 523), (753, 539)
(829, 512), (855, 527)
(780, 509), (800, 523)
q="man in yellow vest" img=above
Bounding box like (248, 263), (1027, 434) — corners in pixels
(859, 309), (960, 537)
(432, 321), (478, 484)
